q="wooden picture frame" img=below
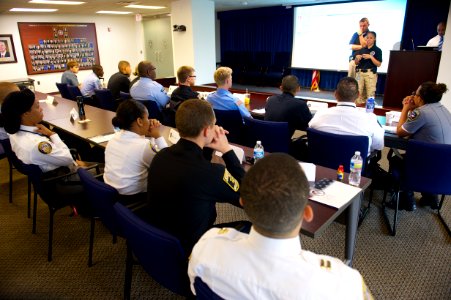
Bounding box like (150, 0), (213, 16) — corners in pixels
(0, 34), (18, 64)
(17, 22), (100, 75)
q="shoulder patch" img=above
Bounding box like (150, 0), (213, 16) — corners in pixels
(407, 109), (420, 122)
(223, 169), (239, 192)
(38, 141), (52, 154)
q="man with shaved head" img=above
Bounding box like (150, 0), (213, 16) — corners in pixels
(130, 60), (169, 111)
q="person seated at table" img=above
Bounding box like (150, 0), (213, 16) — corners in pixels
(81, 64), (104, 97)
(390, 82), (450, 210)
(207, 67), (251, 119)
(61, 60), (80, 87)
(0, 81), (20, 140)
(107, 60), (131, 100)
(145, 99), (248, 254)
(104, 99), (168, 205)
(170, 65), (199, 110)
(309, 77), (384, 154)
(265, 75), (312, 160)
(130, 60), (169, 111)
(188, 153), (373, 299)
(1, 89), (92, 213)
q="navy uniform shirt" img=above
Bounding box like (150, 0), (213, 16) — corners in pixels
(402, 102), (451, 144)
(354, 44), (382, 73)
(265, 92), (312, 136)
(146, 138), (244, 253)
(169, 85), (199, 111)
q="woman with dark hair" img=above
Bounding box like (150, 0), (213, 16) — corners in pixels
(2, 89), (76, 171)
(104, 99), (168, 203)
(389, 82), (451, 210)
(397, 82), (450, 143)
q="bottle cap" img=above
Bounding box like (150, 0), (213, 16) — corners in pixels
(355, 151), (360, 155)
(257, 140), (261, 145)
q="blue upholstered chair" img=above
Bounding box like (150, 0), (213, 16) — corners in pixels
(77, 168), (119, 267)
(113, 202), (192, 299)
(194, 277), (224, 300)
(94, 88), (115, 111)
(119, 91), (131, 100)
(67, 85), (83, 101)
(383, 140), (451, 236)
(214, 109), (244, 144)
(242, 117), (290, 153)
(136, 100), (163, 121)
(55, 82), (72, 100)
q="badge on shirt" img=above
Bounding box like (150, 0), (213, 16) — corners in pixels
(38, 141), (53, 154)
(407, 109), (420, 122)
(223, 169), (239, 192)
(320, 259), (332, 270)
(150, 143), (160, 154)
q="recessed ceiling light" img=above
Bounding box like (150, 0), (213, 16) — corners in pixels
(29, 0), (85, 5)
(96, 11), (132, 15)
(125, 5), (166, 10)
(10, 8), (58, 12)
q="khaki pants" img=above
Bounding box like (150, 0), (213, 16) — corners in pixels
(348, 60), (356, 78)
(356, 71), (377, 104)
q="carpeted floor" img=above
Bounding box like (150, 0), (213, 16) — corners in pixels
(0, 150), (450, 299)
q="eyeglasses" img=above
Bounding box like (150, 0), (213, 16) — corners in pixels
(189, 75), (197, 78)
(149, 67), (156, 71)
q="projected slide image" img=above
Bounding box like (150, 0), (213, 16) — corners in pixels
(291, 0), (407, 73)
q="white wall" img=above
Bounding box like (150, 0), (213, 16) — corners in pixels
(436, 6), (451, 112)
(0, 14), (144, 93)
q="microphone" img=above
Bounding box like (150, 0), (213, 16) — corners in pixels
(411, 38), (415, 50)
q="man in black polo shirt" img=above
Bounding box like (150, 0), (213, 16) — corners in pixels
(265, 75), (312, 160)
(107, 60), (131, 100)
(146, 99), (246, 254)
(353, 31), (382, 105)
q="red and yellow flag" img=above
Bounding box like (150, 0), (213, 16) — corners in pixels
(311, 70), (320, 92)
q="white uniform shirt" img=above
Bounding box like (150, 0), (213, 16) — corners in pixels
(308, 102), (384, 152)
(9, 125), (75, 172)
(104, 130), (168, 195)
(189, 228), (369, 300)
(426, 35), (441, 47)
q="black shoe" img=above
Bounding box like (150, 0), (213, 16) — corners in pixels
(419, 195), (440, 209)
(386, 192), (416, 211)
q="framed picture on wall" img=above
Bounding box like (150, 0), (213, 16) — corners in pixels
(0, 34), (17, 64)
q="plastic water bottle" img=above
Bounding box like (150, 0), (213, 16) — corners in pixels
(253, 141), (264, 163)
(366, 97), (375, 113)
(349, 151), (363, 186)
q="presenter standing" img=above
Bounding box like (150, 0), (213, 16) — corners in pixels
(426, 22), (446, 51)
(348, 18), (371, 78)
(354, 31), (382, 105)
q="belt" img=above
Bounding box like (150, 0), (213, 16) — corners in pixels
(357, 69), (376, 74)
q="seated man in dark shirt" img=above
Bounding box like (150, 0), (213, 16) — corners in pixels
(146, 99), (246, 254)
(265, 75), (312, 160)
(265, 75), (312, 136)
(107, 60), (131, 100)
(170, 65), (199, 109)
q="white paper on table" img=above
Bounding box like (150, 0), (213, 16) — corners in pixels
(382, 125), (397, 133)
(215, 144), (245, 164)
(89, 133), (115, 144)
(69, 107), (79, 121)
(310, 181), (362, 209)
(251, 108), (266, 114)
(233, 93), (245, 102)
(167, 85), (178, 96)
(299, 162), (316, 182)
(198, 91), (213, 100)
(306, 101), (328, 114)
(168, 128), (180, 144)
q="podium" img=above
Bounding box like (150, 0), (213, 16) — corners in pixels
(383, 51), (441, 108)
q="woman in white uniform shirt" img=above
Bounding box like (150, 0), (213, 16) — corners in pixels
(104, 99), (168, 204)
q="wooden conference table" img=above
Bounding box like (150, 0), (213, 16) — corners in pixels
(37, 92), (370, 265)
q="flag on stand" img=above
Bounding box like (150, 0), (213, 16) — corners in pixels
(311, 70), (320, 92)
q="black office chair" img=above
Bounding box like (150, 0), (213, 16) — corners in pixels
(214, 109), (244, 144)
(67, 85), (83, 100)
(194, 277), (224, 300)
(383, 140), (451, 236)
(113, 202), (192, 299)
(242, 117), (290, 153)
(119, 91), (131, 100)
(55, 83), (72, 100)
(94, 88), (115, 111)
(77, 168), (120, 266)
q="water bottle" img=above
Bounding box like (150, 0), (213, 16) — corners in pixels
(349, 151), (363, 186)
(253, 141), (264, 163)
(76, 96), (86, 120)
(366, 97), (375, 113)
